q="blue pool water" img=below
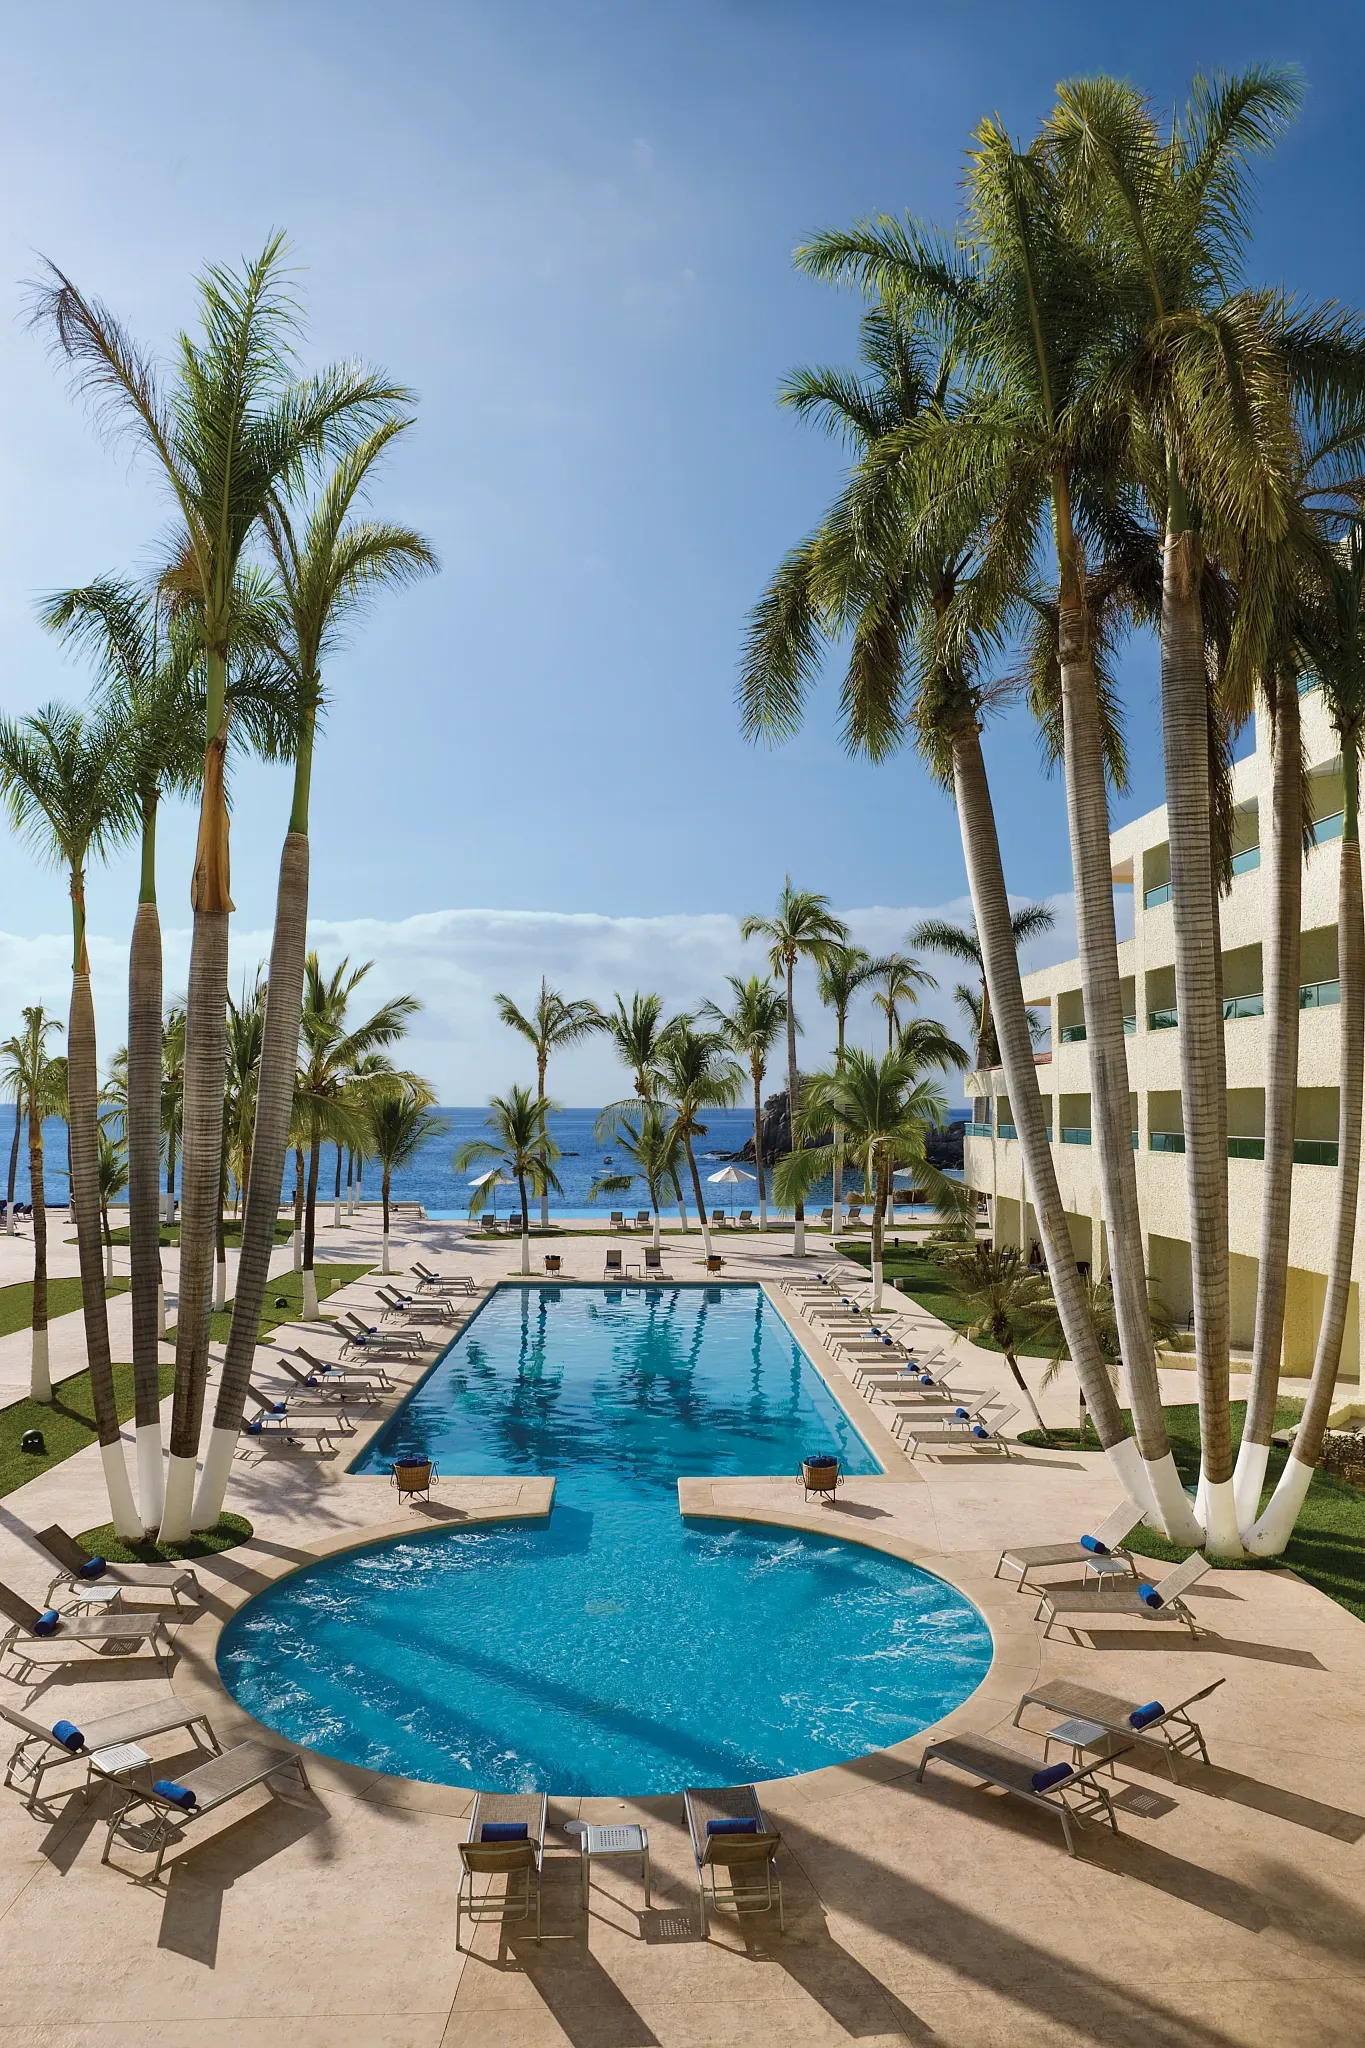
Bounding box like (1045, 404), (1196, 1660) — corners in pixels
(217, 1286), (992, 1794)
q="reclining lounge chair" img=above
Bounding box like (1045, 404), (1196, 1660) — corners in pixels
(2, 1695), (218, 1809)
(994, 1502), (1143, 1595)
(1013, 1675), (1226, 1780)
(1034, 1552), (1212, 1642)
(33, 1524), (201, 1613)
(457, 1790), (547, 1946)
(684, 1783), (783, 1935)
(917, 1732), (1128, 1856)
(102, 1738), (310, 1880)
(0, 1579), (174, 1681)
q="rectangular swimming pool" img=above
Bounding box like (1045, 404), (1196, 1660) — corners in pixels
(352, 1283), (881, 1504)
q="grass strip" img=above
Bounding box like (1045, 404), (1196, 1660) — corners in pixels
(0, 1361), (175, 1500)
(74, 1512), (252, 1564)
(0, 1276), (130, 1339)
(102, 1220), (295, 1249)
(167, 1262), (374, 1347)
(834, 1241), (1058, 1357)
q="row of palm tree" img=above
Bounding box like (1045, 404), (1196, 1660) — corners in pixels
(741, 65), (1365, 1557)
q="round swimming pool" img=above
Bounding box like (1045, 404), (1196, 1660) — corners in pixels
(217, 1504), (991, 1795)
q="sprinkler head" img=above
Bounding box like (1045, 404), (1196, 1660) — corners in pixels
(273, 1296), (289, 1308)
(20, 1429), (44, 1455)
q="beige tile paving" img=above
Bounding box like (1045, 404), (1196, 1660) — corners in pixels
(0, 1215), (1361, 2045)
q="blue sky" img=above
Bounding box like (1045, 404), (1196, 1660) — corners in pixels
(0, 1), (1358, 1096)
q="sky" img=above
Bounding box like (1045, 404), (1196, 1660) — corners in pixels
(0, 0), (1359, 1099)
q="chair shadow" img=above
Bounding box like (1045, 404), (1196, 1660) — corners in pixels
(1086, 1631), (1326, 1668)
(1131, 1754), (1365, 1841)
(154, 1790), (326, 1967)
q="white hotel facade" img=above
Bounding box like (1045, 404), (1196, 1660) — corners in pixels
(963, 683), (1359, 1382)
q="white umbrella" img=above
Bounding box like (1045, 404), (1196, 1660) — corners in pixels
(467, 1167), (514, 1216)
(707, 1163), (755, 1215)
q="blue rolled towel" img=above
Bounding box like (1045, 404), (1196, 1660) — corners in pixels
(972, 1424), (989, 1439)
(31, 1610), (60, 1636)
(270, 1401), (287, 1415)
(1138, 1583), (1164, 1609)
(1031, 1762), (1073, 1793)
(480, 1821), (527, 1841)
(51, 1719), (84, 1752)
(955, 1408), (970, 1419)
(706, 1817), (757, 1836)
(1078, 1534), (1108, 1555)
(246, 1419), (264, 1434)
(77, 1555), (107, 1579)
(805, 1455), (837, 1469)
(306, 1376), (320, 1386)
(153, 1779), (197, 1810)
(1129, 1701), (1165, 1729)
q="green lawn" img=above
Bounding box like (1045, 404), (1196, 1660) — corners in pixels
(0, 1276), (130, 1340)
(834, 1242), (1057, 1356)
(167, 1261), (374, 1346)
(75, 1511), (252, 1563)
(103, 1220), (295, 1249)
(0, 1361), (175, 1500)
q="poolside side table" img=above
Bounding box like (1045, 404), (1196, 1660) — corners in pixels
(1081, 1554), (1136, 1592)
(1043, 1716), (1127, 1777)
(85, 1740), (152, 1801)
(580, 1822), (650, 1909)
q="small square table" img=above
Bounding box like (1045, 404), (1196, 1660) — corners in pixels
(1043, 1716), (1127, 1776)
(63, 1580), (122, 1615)
(1081, 1554), (1136, 1591)
(580, 1822), (650, 1909)
(86, 1741), (152, 1799)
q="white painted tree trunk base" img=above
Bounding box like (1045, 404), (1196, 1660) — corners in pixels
(1103, 1436), (1160, 1523)
(191, 1426), (238, 1531)
(100, 1438), (142, 1541)
(1232, 1437), (1272, 1535)
(871, 1258), (883, 1312)
(540, 1196), (550, 1230)
(1244, 1451), (1314, 1555)
(333, 1199), (341, 1228)
(136, 1423), (164, 1533)
(31, 1326), (51, 1403)
(653, 1214), (661, 1251)
(758, 1202), (767, 1234)
(381, 1232), (391, 1275)
(158, 1452), (198, 1544)
(292, 1230), (302, 1272)
(1144, 1451), (1204, 1544)
(521, 1232), (530, 1276)
(831, 1205), (842, 1239)
(214, 1259), (227, 1313)
(1199, 1472), (1244, 1558)
(104, 1243), (114, 1282)
(157, 1284), (166, 1341)
(793, 1217), (805, 1259)
(302, 1269), (319, 1320)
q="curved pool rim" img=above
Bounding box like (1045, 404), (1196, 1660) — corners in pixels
(198, 1490), (1013, 1801)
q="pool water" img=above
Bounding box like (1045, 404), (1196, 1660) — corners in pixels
(217, 1286), (992, 1794)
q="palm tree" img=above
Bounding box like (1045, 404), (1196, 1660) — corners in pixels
(776, 1047), (961, 1309)
(598, 993), (673, 1103)
(216, 974), (267, 1314)
(588, 1104), (685, 1248)
(870, 952), (935, 1052)
(41, 578), (204, 1527)
(495, 980), (602, 1227)
(30, 239), (410, 1542)
(0, 1032), (25, 1237)
(368, 1084), (443, 1275)
(161, 1005), (186, 1228)
(740, 880), (848, 1255)
(910, 904), (1056, 1069)
(797, 126), (1198, 1541)
(97, 1120), (128, 1282)
(455, 1087), (562, 1275)
(701, 976), (787, 1231)
(9, 1008), (63, 1400)
(1044, 1276), (1182, 1445)
(294, 957), (419, 1318)
(739, 299), (1150, 1523)
(654, 1026), (743, 1262)
(0, 704), (140, 1533)
(814, 944), (885, 1232)
(937, 1243), (1058, 1436)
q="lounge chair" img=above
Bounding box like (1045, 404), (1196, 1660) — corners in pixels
(737, 1210), (754, 1228)
(0, 1579), (174, 1680)
(609, 1211), (626, 1231)
(101, 1738), (310, 1881)
(1034, 1552), (1212, 1642)
(277, 1343), (392, 1390)
(819, 1208), (833, 1226)
(457, 1791), (547, 1946)
(242, 1390), (348, 1451)
(2, 1695), (219, 1809)
(337, 1312), (422, 1358)
(844, 1206), (864, 1227)
(684, 1784), (783, 1934)
(411, 1262), (474, 1293)
(916, 1733), (1127, 1856)
(604, 1249), (625, 1279)
(33, 1525), (201, 1614)
(275, 1358), (380, 1405)
(900, 1405), (1019, 1459)
(1013, 1676), (1226, 1781)
(479, 1214), (499, 1234)
(849, 1349), (950, 1390)
(643, 1246), (670, 1278)
(994, 1503), (1143, 1595)
(710, 1209), (727, 1231)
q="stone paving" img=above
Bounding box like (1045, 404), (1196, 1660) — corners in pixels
(0, 1213), (1361, 2046)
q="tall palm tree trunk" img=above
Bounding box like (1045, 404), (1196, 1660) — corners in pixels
(685, 1139), (714, 1261)
(751, 1065), (768, 1231)
(292, 1148), (304, 1269)
(1161, 520), (1240, 1554)
(785, 966), (803, 1256)
(1058, 579), (1196, 1538)
(5, 1085), (19, 1235)
(381, 1165), (392, 1275)
(333, 1143), (343, 1228)
(870, 1154), (886, 1309)
(951, 713), (1151, 1514)
(194, 836), (310, 1528)
(832, 1017), (845, 1238)
(128, 882), (165, 1529)
(1236, 670), (1303, 1528)
(517, 1169), (531, 1275)
(68, 895), (139, 1536)
(1248, 757), (1363, 1552)
(28, 1097), (49, 1402)
(538, 1052), (551, 1231)
(302, 1133), (322, 1320)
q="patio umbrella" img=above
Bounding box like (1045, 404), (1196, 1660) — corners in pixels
(467, 1167), (514, 1217)
(707, 1163), (756, 1216)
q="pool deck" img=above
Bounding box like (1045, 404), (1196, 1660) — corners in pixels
(0, 1213), (1363, 2045)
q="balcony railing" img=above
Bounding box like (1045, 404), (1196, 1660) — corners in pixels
(1060, 1127), (1092, 1145)
(1231, 845), (1261, 875)
(1144, 882), (1172, 909)
(965, 1121), (992, 1138)
(1059, 1023), (1087, 1043)
(1223, 992), (1265, 1021)
(1301, 978), (1341, 1009)
(1150, 1130), (1186, 1153)
(1228, 1135), (1265, 1161)
(1310, 811), (1345, 847)
(997, 1121), (1018, 1140)
(1148, 1007), (1178, 1030)
(1123, 1014), (1137, 1034)
(1295, 1138), (1340, 1165)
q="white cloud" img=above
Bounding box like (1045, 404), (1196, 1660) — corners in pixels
(0, 891), (1087, 1103)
